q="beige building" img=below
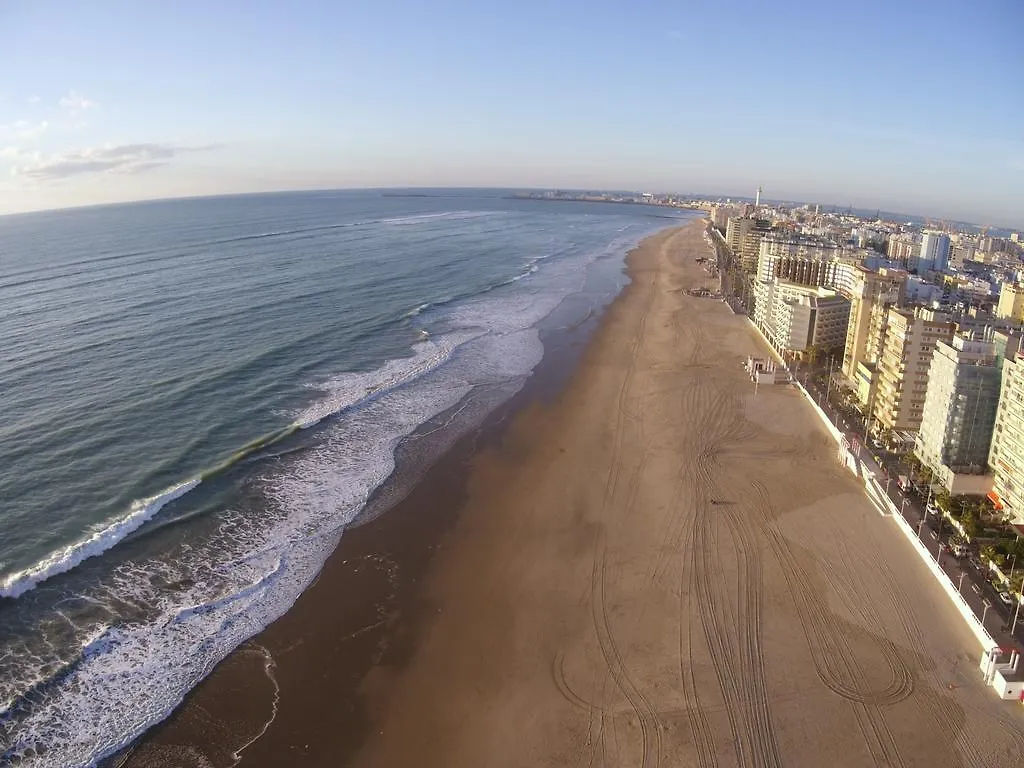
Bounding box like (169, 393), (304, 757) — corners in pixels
(915, 335), (1000, 495)
(996, 282), (1024, 322)
(990, 346), (1024, 523)
(753, 280), (851, 357)
(871, 307), (954, 433)
(842, 267), (908, 383)
(709, 205), (740, 230)
(886, 234), (918, 267)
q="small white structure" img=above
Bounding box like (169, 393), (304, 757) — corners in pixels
(981, 647), (1024, 701)
(744, 356), (786, 385)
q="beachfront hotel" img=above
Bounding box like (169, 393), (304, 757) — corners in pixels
(871, 307), (955, 432)
(915, 334), (1001, 495)
(752, 279), (851, 358)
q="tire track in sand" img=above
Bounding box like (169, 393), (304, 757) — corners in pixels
(747, 480), (909, 767)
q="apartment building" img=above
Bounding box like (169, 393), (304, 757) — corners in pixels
(917, 231), (952, 274)
(915, 335), (1000, 494)
(842, 266), (907, 381)
(753, 280), (851, 356)
(725, 216), (773, 272)
(996, 282), (1024, 322)
(887, 234), (918, 267)
(990, 347), (1024, 523)
(871, 307), (955, 432)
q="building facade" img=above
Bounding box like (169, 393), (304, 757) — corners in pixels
(753, 280), (851, 357)
(842, 266), (907, 381)
(915, 335), (1000, 493)
(996, 282), (1024, 322)
(725, 216), (773, 273)
(887, 234), (918, 267)
(990, 349), (1024, 523)
(917, 231), (952, 274)
(871, 307), (955, 432)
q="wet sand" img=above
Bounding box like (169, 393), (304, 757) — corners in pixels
(125, 221), (1024, 767)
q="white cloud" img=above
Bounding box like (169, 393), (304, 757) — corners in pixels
(13, 142), (221, 181)
(28, 95), (41, 105)
(0, 120), (49, 140)
(58, 90), (97, 115)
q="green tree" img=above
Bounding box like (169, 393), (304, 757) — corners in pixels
(961, 510), (979, 540)
(980, 544), (999, 567)
(935, 489), (952, 514)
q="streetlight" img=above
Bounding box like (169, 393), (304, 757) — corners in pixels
(1013, 597), (1023, 635)
(959, 572), (966, 593)
(917, 515), (925, 538)
(982, 600), (991, 628)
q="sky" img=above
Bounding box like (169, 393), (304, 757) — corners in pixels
(0, 0), (1021, 226)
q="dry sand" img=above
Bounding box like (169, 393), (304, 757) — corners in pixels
(346, 222), (1024, 768)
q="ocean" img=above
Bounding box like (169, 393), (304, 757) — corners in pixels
(0, 189), (695, 766)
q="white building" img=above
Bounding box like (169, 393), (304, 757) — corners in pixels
(915, 335), (1000, 494)
(917, 231), (952, 274)
(753, 279), (851, 356)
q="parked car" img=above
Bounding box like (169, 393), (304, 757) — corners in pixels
(998, 591), (1015, 607)
(926, 501), (940, 516)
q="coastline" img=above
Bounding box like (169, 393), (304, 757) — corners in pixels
(123, 220), (1024, 767)
(115, 222), (678, 767)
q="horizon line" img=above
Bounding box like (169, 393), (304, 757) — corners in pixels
(0, 185), (1017, 233)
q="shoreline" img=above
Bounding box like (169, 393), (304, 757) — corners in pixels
(116, 221), (685, 767)
(124, 219), (1024, 767)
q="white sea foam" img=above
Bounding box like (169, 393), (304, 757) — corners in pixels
(293, 331), (484, 430)
(0, 478), (200, 599)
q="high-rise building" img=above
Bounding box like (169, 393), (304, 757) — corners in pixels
(842, 266), (908, 381)
(915, 335), (1001, 494)
(887, 234), (918, 267)
(871, 307), (955, 432)
(990, 344), (1024, 523)
(996, 282), (1024, 322)
(917, 231), (951, 274)
(752, 280), (851, 356)
(709, 205), (740, 231)
(725, 216), (772, 273)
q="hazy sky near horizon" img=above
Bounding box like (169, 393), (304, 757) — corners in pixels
(1, 0), (1021, 225)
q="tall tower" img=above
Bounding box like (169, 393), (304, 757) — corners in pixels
(755, 186), (762, 207)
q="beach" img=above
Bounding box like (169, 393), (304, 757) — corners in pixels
(125, 220), (1024, 767)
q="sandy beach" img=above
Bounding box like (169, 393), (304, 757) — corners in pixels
(126, 221), (1024, 767)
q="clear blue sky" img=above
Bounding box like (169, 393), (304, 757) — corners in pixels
(1, 0), (1021, 226)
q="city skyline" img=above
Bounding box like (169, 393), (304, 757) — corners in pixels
(0, 0), (1021, 225)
